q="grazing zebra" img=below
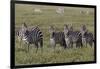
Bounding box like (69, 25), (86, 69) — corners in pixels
(34, 8), (42, 13)
(80, 10), (89, 15)
(17, 23), (43, 52)
(49, 26), (66, 49)
(56, 7), (64, 15)
(80, 25), (94, 47)
(64, 25), (83, 48)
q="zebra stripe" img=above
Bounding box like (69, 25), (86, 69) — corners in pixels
(30, 27), (43, 42)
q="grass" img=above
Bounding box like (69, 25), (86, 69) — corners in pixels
(15, 4), (95, 65)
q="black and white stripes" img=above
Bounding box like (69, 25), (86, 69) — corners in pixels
(80, 25), (94, 47)
(49, 26), (66, 48)
(64, 25), (83, 48)
(16, 23), (94, 52)
(17, 23), (43, 52)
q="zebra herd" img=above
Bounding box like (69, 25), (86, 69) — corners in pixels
(16, 23), (94, 52)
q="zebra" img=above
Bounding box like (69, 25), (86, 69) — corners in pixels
(64, 24), (73, 48)
(80, 25), (94, 47)
(80, 10), (89, 15)
(17, 23), (43, 52)
(49, 26), (67, 49)
(34, 8), (42, 13)
(56, 7), (64, 15)
(64, 25), (83, 48)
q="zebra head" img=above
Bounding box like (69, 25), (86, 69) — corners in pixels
(64, 24), (69, 38)
(21, 23), (29, 41)
(49, 25), (55, 38)
(22, 23), (27, 28)
(21, 23), (28, 32)
(80, 25), (87, 38)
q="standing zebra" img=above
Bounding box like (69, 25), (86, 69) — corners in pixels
(49, 26), (66, 49)
(80, 25), (94, 47)
(17, 23), (43, 52)
(64, 25), (83, 48)
(64, 24), (73, 48)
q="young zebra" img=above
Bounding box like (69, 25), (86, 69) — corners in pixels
(49, 26), (66, 49)
(80, 25), (94, 47)
(17, 23), (43, 52)
(64, 25), (83, 48)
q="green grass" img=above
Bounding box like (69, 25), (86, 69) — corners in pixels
(15, 4), (95, 65)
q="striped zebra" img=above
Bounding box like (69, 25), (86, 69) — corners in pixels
(64, 24), (72, 48)
(64, 25), (83, 48)
(49, 26), (66, 49)
(17, 23), (43, 52)
(80, 25), (94, 47)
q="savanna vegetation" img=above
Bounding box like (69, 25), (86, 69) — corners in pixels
(15, 4), (95, 65)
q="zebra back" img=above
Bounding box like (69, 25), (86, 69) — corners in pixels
(53, 32), (65, 43)
(30, 26), (43, 42)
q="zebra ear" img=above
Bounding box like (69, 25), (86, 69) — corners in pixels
(69, 25), (73, 31)
(22, 22), (27, 28)
(80, 25), (87, 33)
(64, 24), (69, 34)
(81, 24), (87, 30)
(64, 24), (68, 29)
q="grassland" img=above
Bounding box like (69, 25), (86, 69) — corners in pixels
(15, 4), (95, 65)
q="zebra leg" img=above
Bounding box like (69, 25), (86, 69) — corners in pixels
(50, 38), (56, 51)
(22, 41), (27, 52)
(65, 38), (69, 48)
(89, 41), (93, 47)
(82, 38), (86, 47)
(27, 43), (30, 52)
(80, 41), (83, 48)
(35, 42), (39, 53)
(85, 39), (88, 47)
(76, 41), (80, 48)
(76, 42), (78, 48)
(77, 40), (82, 48)
(53, 43), (56, 53)
(62, 39), (67, 49)
(86, 41), (88, 47)
(19, 41), (22, 48)
(40, 39), (43, 52)
(19, 37), (22, 48)
(70, 41), (73, 48)
(79, 42), (82, 48)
